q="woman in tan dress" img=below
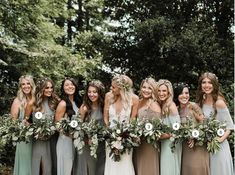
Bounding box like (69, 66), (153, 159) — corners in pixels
(133, 78), (161, 175)
(173, 82), (209, 175)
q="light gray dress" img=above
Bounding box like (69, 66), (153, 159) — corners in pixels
(76, 107), (105, 175)
(57, 102), (78, 175)
(160, 114), (182, 175)
(32, 100), (53, 175)
(202, 104), (234, 175)
(13, 107), (32, 175)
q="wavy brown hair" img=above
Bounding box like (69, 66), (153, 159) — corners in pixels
(83, 80), (105, 118)
(196, 72), (225, 107)
(35, 78), (60, 112)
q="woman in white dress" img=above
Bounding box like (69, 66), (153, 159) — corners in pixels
(103, 75), (139, 175)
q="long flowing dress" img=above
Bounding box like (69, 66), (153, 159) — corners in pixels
(13, 107), (32, 175)
(104, 104), (135, 175)
(32, 100), (53, 175)
(133, 107), (160, 175)
(202, 104), (234, 175)
(76, 107), (105, 175)
(57, 102), (78, 175)
(160, 114), (182, 175)
(180, 102), (209, 175)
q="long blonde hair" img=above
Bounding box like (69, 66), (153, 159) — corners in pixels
(110, 75), (134, 110)
(156, 79), (174, 117)
(17, 75), (36, 108)
(139, 77), (158, 100)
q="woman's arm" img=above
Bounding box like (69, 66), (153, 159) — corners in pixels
(103, 92), (111, 126)
(10, 98), (20, 120)
(130, 94), (139, 120)
(216, 99), (233, 143)
(79, 104), (88, 121)
(55, 100), (66, 122)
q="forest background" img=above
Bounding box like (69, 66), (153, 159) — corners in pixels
(0, 0), (234, 173)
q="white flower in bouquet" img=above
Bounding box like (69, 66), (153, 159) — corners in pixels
(116, 129), (121, 134)
(112, 140), (124, 150)
(192, 129), (200, 138)
(217, 128), (225, 137)
(172, 122), (180, 130)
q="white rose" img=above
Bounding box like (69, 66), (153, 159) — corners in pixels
(112, 140), (123, 150)
(35, 112), (43, 119)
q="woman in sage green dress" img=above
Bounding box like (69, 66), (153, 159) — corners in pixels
(196, 72), (234, 175)
(55, 77), (82, 175)
(75, 80), (106, 175)
(156, 79), (182, 175)
(174, 82), (209, 175)
(133, 77), (161, 175)
(11, 75), (36, 175)
(31, 78), (60, 175)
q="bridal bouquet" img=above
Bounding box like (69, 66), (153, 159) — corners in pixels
(105, 120), (141, 162)
(73, 119), (104, 157)
(32, 112), (56, 140)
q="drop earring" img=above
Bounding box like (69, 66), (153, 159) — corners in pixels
(203, 93), (206, 100)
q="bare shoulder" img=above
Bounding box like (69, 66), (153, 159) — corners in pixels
(169, 102), (178, 115)
(132, 94), (139, 102)
(11, 98), (21, 109)
(215, 98), (227, 109)
(57, 100), (66, 109)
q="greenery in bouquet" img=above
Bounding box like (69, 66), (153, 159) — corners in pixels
(105, 120), (141, 162)
(74, 119), (104, 158)
(56, 115), (82, 136)
(0, 114), (33, 146)
(135, 118), (162, 150)
(170, 118), (206, 152)
(32, 112), (56, 140)
(199, 116), (226, 154)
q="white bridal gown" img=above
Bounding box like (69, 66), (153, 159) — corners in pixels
(104, 104), (135, 175)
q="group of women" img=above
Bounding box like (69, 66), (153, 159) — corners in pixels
(10, 72), (234, 175)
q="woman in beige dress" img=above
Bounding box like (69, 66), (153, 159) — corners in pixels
(174, 82), (209, 175)
(133, 77), (161, 175)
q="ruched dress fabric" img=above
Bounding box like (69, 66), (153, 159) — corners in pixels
(32, 100), (54, 175)
(13, 107), (32, 175)
(56, 102), (78, 175)
(180, 102), (209, 175)
(202, 104), (234, 175)
(160, 114), (182, 175)
(104, 104), (135, 175)
(133, 107), (160, 175)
